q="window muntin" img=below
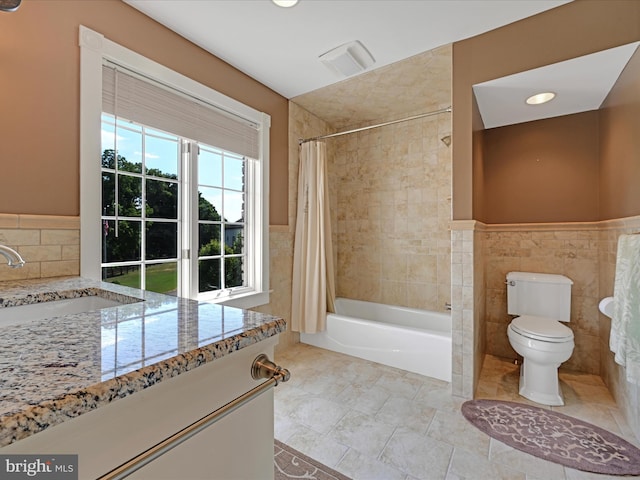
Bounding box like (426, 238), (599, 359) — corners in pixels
(101, 114), (251, 299)
(197, 145), (246, 295)
(101, 113), (180, 295)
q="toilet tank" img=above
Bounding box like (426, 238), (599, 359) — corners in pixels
(506, 271), (573, 321)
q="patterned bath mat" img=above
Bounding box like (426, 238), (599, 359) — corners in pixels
(275, 439), (351, 480)
(461, 399), (640, 475)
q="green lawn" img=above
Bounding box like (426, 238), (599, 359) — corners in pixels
(105, 263), (177, 295)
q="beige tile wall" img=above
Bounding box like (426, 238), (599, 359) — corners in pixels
(450, 221), (486, 398)
(483, 223), (601, 374)
(330, 112), (452, 312)
(460, 215), (640, 441)
(0, 214), (80, 281)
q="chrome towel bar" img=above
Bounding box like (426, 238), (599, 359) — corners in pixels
(98, 354), (290, 480)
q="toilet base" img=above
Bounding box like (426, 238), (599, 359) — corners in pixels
(518, 359), (565, 406)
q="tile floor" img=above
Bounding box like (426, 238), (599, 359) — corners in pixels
(274, 343), (640, 480)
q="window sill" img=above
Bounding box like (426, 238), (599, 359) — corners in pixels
(206, 290), (270, 310)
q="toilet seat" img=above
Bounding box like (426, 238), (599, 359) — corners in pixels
(510, 315), (574, 343)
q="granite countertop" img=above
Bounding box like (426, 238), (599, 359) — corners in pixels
(0, 277), (285, 447)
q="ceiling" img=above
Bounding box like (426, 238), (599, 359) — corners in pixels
(124, 0), (569, 99)
(124, 0), (637, 130)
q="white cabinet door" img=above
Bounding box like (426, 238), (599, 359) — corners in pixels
(129, 389), (274, 480)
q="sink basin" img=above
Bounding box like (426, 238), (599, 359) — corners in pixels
(0, 295), (133, 327)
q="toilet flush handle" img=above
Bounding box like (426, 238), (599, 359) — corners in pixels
(505, 280), (515, 286)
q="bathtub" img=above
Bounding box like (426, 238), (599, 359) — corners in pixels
(300, 298), (452, 382)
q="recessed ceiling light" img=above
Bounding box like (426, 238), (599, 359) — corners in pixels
(272, 0), (298, 7)
(526, 92), (556, 105)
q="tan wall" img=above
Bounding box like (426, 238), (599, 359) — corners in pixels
(0, 0), (288, 224)
(481, 112), (600, 224)
(599, 46), (640, 220)
(471, 95), (486, 221)
(452, 0), (640, 221)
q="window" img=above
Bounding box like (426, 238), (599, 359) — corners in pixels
(80, 26), (270, 307)
(101, 116), (181, 295)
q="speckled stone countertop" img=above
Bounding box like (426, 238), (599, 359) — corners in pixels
(0, 277), (285, 447)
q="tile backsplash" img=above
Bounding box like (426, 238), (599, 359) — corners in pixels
(0, 214), (79, 281)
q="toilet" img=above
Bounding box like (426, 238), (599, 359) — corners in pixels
(506, 271), (574, 406)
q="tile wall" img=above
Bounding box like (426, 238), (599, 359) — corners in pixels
(0, 214), (80, 282)
(330, 112), (452, 312)
(459, 216), (640, 440)
(483, 223), (601, 374)
(451, 221), (485, 397)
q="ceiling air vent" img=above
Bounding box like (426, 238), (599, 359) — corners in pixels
(319, 40), (375, 77)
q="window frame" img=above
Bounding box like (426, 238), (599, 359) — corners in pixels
(80, 26), (270, 308)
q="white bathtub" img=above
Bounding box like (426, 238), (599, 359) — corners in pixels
(300, 298), (452, 382)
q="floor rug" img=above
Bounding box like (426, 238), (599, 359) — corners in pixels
(274, 439), (352, 480)
(462, 399), (640, 476)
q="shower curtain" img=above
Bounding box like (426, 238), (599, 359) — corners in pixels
(291, 140), (336, 333)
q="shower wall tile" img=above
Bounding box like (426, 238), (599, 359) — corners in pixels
(332, 109), (452, 313)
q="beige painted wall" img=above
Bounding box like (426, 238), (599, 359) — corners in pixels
(481, 111), (600, 224)
(0, 0), (289, 224)
(599, 46), (640, 220)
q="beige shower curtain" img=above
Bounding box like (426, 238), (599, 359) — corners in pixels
(291, 140), (336, 333)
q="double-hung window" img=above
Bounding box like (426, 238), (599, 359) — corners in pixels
(80, 26), (270, 307)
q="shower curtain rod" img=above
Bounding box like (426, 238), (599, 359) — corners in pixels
(299, 106), (451, 145)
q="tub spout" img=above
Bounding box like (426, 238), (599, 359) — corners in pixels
(0, 245), (25, 268)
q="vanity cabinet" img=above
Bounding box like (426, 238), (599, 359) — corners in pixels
(2, 337), (279, 480)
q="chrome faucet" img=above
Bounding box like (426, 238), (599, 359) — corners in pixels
(0, 244), (25, 268)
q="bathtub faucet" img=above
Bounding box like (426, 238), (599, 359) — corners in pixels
(0, 244), (25, 268)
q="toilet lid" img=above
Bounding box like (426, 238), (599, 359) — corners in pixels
(510, 315), (574, 342)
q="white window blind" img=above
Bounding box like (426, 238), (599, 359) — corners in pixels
(102, 64), (260, 159)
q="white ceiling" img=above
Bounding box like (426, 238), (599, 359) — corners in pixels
(124, 0), (570, 99)
(124, 0), (637, 129)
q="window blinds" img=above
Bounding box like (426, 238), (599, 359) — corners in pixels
(102, 64), (260, 159)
